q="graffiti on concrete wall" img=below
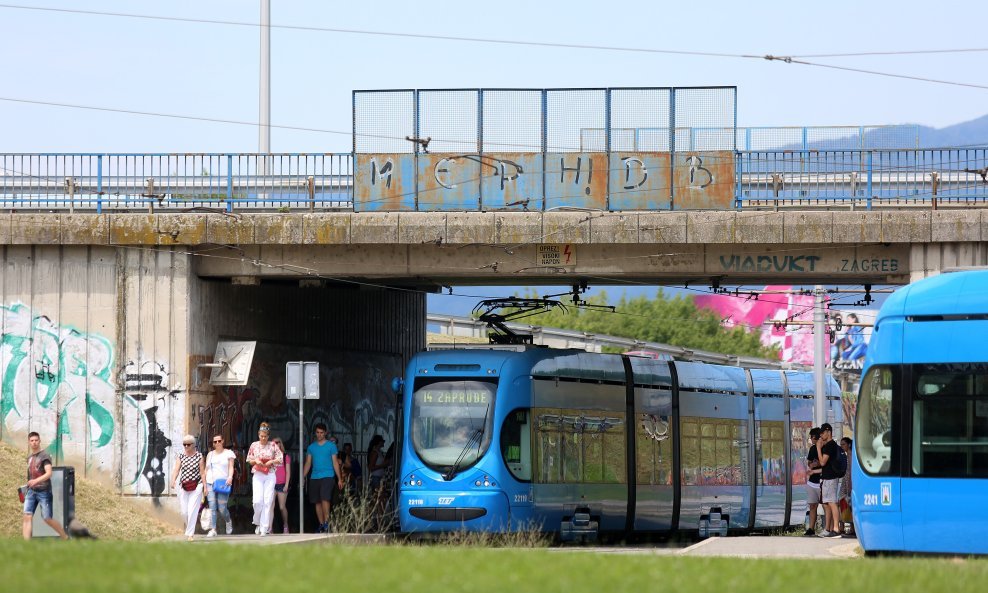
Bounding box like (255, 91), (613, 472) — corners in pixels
(0, 302), (182, 494)
(192, 342), (401, 487)
(122, 360), (182, 497)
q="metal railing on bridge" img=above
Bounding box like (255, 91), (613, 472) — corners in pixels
(2, 146), (987, 212)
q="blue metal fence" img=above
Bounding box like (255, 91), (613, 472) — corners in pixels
(1, 146), (986, 212)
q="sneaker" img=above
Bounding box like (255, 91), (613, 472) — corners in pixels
(206, 529), (217, 538)
(255, 525), (261, 535)
(828, 531), (844, 539)
(817, 530), (835, 538)
(283, 527), (290, 534)
(225, 523), (233, 536)
(259, 529), (268, 537)
(187, 536), (194, 542)
(803, 529), (815, 537)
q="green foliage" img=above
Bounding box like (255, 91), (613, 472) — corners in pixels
(520, 289), (778, 359)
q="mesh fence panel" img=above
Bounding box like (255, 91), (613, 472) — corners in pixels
(673, 87), (737, 151)
(353, 90), (415, 153)
(547, 90), (606, 152)
(418, 90), (479, 153)
(482, 90), (543, 152)
(609, 89), (672, 151)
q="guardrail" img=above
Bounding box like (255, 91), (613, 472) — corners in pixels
(2, 147), (986, 212)
(0, 153), (352, 213)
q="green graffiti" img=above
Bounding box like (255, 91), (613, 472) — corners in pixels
(85, 392), (114, 448)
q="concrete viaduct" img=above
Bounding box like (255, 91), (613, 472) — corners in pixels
(0, 209), (983, 498)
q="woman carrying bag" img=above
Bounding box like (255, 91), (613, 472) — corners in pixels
(170, 435), (205, 542)
(246, 422), (282, 536)
(205, 434), (236, 537)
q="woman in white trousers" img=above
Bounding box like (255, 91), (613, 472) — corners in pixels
(170, 435), (205, 541)
(246, 422), (283, 536)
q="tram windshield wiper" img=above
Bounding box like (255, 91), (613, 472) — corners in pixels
(443, 403), (489, 481)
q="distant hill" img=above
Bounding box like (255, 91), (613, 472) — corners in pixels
(915, 113), (988, 147)
(760, 114), (988, 151)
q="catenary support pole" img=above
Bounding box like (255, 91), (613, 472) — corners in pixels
(813, 285), (827, 426)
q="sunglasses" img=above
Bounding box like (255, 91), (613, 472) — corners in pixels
(183, 443), (194, 447)
(213, 440), (223, 444)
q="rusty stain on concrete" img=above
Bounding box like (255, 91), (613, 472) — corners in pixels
(158, 214), (206, 245)
(302, 213), (351, 244)
(253, 214), (303, 244)
(109, 214), (158, 245)
(205, 214), (255, 245)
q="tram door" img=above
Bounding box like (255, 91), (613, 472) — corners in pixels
(750, 370), (787, 529)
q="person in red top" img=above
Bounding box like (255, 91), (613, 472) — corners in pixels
(22, 432), (68, 540)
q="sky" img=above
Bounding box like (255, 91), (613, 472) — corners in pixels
(0, 0), (977, 316)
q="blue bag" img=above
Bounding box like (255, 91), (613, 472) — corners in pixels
(212, 479), (232, 494)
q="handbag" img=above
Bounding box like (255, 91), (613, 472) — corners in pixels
(18, 485), (27, 503)
(199, 507), (213, 531)
(213, 479), (231, 494)
(181, 480), (199, 492)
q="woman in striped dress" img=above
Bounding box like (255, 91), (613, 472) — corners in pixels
(170, 435), (206, 541)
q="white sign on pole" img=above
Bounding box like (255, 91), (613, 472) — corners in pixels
(286, 362), (320, 400)
(285, 361), (320, 534)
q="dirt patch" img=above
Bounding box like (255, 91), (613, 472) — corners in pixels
(0, 440), (181, 540)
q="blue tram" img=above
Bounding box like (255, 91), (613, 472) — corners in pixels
(397, 347), (841, 539)
(853, 270), (988, 555)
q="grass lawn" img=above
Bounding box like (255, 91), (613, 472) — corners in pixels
(3, 539), (988, 593)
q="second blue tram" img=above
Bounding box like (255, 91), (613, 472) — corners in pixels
(853, 270), (988, 555)
(397, 347), (841, 539)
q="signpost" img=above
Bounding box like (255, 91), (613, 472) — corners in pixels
(286, 361), (319, 534)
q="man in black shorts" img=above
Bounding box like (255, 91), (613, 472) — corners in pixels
(302, 424), (342, 533)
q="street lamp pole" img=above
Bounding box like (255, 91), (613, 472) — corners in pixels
(259, 0), (271, 172)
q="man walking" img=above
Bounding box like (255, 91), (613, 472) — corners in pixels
(22, 432), (69, 540)
(804, 427), (823, 536)
(302, 423), (343, 533)
(816, 423), (843, 538)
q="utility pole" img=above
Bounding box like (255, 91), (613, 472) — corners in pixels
(813, 285), (827, 426)
(259, 0), (271, 172)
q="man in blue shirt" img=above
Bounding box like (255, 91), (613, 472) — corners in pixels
(303, 423), (342, 533)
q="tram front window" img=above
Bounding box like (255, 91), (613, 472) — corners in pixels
(411, 380), (496, 475)
(856, 366), (896, 475)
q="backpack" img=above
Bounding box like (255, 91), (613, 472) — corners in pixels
(831, 448), (848, 478)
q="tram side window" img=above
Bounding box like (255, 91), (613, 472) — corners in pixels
(533, 408), (626, 484)
(911, 364), (988, 478)
(501, 409), (532, 481)
(856, 366), (896, 475)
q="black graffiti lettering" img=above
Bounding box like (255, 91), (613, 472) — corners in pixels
(891, 259), (898, 272)
(622, 157), (647, 189)
(718, 253), (823, 273)
(841, 259), (849, 272)
(498, 160), (524, 190)
(560, 156), (593, 196)
(686, 155), (713, 189)
(371, 160), (393, 189)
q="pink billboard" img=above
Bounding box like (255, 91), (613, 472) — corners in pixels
(694, 286), (821, 365)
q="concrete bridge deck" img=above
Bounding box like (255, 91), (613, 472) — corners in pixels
(2, 210), (983, 284)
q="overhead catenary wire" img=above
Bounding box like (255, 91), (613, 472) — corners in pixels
(2, 3), (987, 91)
